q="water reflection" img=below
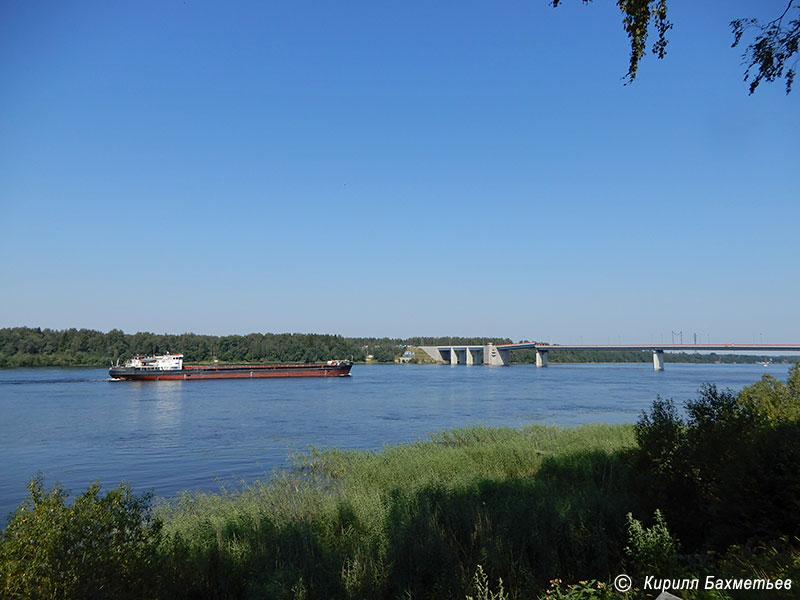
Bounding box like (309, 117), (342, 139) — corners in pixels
(131, 380), (185, 428)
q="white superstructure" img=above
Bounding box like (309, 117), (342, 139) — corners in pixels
(125, 354), (184, 370)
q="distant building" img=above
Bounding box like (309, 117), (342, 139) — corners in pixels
(398, 349), (415, 363)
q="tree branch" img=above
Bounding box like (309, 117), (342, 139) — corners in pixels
(731, 0), (800, 93)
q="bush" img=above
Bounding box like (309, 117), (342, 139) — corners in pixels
(466, 565), (507, 600)
(624, 510), (678, 577)
(738, 362), (800, 421)
(0, 476), (163, 599)
(634, 380), (800, 550)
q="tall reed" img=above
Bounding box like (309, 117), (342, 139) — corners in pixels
(156, 424), (638, 599)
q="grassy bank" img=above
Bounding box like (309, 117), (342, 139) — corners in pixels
(157, 424), (637, 599)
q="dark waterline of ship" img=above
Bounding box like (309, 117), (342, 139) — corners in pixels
(0, 362), (792, 522)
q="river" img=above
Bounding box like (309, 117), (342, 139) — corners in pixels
(0, 362), (791, 521)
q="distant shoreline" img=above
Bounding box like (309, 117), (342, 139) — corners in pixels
(1, 327), (797, 368)
(2, 358), (796, 369)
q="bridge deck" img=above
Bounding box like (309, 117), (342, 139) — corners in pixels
(424, 343), (800, 368)
(494, 343), (800, 352)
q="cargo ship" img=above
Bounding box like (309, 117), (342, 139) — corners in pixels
(109, 354), (352, 380)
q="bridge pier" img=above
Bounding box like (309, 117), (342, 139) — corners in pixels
(486, 344), (510, 366)
(535, 349), (548, 368)
(465, 348), (474, 365)
(653, 350), (664, 371)
(466, 347), (482, 365)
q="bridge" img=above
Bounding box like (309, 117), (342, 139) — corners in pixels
(418, 343), (800, 370)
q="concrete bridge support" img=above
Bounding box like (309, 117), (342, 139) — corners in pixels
(536, 349), (549, 368)
(653, 350), (664, 371)
(417, 345), (509, 366)
(419, 346), (445, 362)
(450, 347), (468, 365)
(466, 347), (482, 365)
(432, 347), (448, 363)
(485, 344), (510, 366)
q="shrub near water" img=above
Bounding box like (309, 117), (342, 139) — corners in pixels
(634, 377), (800, 551)
(0, 476), (162, 599)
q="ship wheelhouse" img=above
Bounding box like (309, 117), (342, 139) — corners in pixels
(126, 354), (184, 370)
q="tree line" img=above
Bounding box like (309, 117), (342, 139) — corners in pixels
(0, 327), (511, 367)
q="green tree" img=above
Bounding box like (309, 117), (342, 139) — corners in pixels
(738, 362), (800, 421)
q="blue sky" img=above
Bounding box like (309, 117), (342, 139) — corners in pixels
(1, 1), (798, 342)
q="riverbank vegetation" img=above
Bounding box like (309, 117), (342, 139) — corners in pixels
(0, 327), (791, 367)
(0, 327), (510, 367)
(2, 364), (798, 599)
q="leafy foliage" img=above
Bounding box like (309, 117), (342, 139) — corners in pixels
(466, 565), (508, 600)
(538, 579), (617, 600)
(624, 510), (678, 577)
(738, 362), (800, 420)
(0, 327), (513, 366)
(551, 0), (672, 83)
(554, 0), (800, 93)
(732, 1), (800, 93)
(633, 377), (800, 551)
(0, 477), (163, 600)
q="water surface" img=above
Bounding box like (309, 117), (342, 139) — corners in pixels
(0, 362), (790, 521)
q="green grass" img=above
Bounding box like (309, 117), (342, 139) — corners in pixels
(406, 347), (439, 364)
(153, 424), (638, 599)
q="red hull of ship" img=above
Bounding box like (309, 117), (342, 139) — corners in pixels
(110, 363), (352, 381)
